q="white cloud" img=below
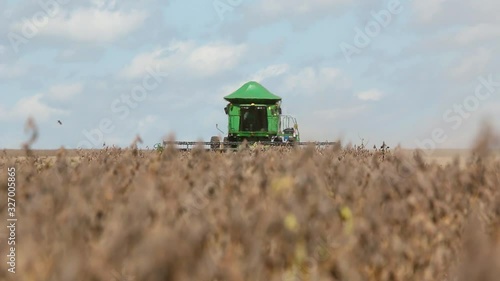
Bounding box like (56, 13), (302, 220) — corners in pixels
(356, 89), (384, 101)
(0, 94), (68, 122)
(119, 48), (170, 79)
(186, 43), (247, 76)
(0, 63), (28, 79)
(59, 49), (77, 59)
(46, 83), (84, 101)
(255, 0), (350, 20)
(138, 115), (157, 130)
(450, 48), (493, 79)
(411, 0), (500, 27)
(249, 64), (290, 82)
(218, 0), (354, 40)
(119, 41), (247, 79)
(314, 105), (367, 120)
(12, 8), (147, 43)
(0, 104), (6, 120)
(412, 0), (448, 23)
(455, 24), (500, 45)
(282, 67), (350, 95)
(91, 0), (117, 10)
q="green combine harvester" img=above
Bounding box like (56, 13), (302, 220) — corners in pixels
(162, 81), (335, 150)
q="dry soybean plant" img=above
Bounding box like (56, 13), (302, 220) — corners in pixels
(0, 130), (499, 281)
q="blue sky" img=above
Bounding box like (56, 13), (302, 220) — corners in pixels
(0, 0), (499, 149)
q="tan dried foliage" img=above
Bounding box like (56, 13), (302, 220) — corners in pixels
(0, 131), (499, 281)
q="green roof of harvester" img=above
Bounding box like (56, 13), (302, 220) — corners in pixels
(224, 81), (282, 103)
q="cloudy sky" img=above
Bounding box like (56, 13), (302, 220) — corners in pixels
(0, 0), (499, 149)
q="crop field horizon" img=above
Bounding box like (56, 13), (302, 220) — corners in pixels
(1, 129), (499, 281)
(2, 0), (499, 279)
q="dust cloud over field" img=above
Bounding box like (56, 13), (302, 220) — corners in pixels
(0, 132), (500, 281)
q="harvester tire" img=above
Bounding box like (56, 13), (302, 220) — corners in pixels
(210, 136), (221, 150)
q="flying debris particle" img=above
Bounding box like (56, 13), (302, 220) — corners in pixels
(23, 117), (39, 153)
